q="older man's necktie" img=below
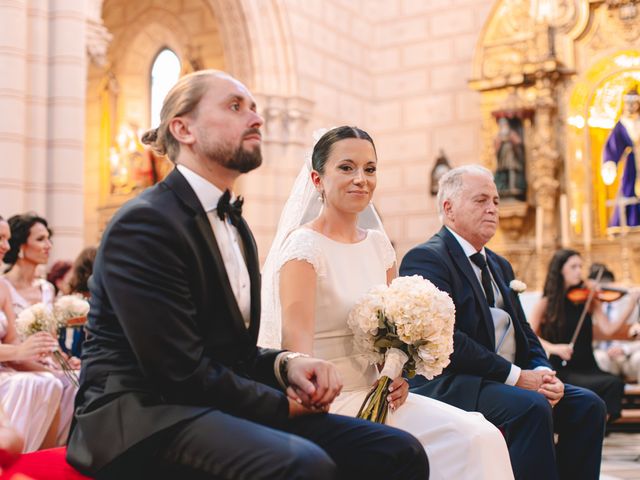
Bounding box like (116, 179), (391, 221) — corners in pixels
(470, 252), (495, 308)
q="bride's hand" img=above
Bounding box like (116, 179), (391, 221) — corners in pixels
(387, 377), (409, 411)
(286, 356), (343, 409)
(286, 385), (312, 407)
(286, 386), (332, 414)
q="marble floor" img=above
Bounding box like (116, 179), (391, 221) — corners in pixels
(601, 433), (640, 479)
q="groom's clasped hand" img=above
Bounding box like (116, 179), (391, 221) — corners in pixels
(285, 356), (344, 416)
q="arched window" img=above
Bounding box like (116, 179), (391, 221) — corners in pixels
(150, 48), (181, 128)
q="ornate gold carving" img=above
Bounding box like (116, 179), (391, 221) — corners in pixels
(606, 0), (640, 41)
(472, 0), (640, 283)
(499, 200), (530, 240)
(554, 0), (580, 29)
(531, 73), (561, 218)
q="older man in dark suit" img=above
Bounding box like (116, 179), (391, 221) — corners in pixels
(67, 70), (428, 480)
(400, 165), (605, 480)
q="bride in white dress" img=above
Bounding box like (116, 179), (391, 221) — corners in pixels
(260, 127), (514, 480)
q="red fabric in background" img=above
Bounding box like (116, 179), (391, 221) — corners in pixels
(1, 447), (91, 479)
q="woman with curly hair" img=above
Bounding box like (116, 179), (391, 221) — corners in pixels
(529, 249), (629, 421)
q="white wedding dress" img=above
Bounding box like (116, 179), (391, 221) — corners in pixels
(269, 227), (514, 480)
(0, 308), (63, 452)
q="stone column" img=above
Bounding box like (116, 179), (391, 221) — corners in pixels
(24, 0), (50, 216)
(0, 0), (28, 215)
(45, 0), (89, 261)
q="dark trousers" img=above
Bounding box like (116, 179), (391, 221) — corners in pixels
(413, 380), (605, 480)
(557, 368), (624, 421)
(97, 410), (429, 480)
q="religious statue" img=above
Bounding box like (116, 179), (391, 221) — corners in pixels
(430, 149), (452, 196)
(602, 87), (640, 227)
(494, 117), (526, 200)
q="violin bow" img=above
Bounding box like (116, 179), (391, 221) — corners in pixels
(562, 266), (605, 367)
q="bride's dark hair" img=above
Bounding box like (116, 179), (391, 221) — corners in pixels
(312, 126), (377, 175)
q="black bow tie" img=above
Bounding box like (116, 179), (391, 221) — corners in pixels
(216, 189), (244, 226)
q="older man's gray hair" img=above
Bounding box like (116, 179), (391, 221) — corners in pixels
(436, 165), (494, 219)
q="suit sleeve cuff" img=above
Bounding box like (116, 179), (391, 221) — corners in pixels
(534, 366), (553, 372)
(274, 352), (289, 389)
(505, 364), (521, 386)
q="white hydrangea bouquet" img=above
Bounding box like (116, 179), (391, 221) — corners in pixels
(15, 303), (57, 338)
(53, 294), (90, 328)
(347, 275), (455, 423)
(16, 295), (89, 387)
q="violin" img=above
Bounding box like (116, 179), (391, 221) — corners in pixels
(561, 267), (608, 366)
(566, 285), (627, 304)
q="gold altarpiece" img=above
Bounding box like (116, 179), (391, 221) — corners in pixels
(471, 0), (640, 288)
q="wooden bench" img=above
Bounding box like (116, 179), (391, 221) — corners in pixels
(610, 383), (640, 432)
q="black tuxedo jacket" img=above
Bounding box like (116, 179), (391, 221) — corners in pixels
(399, 227), (550, 410)
(67, 169), (287, 473)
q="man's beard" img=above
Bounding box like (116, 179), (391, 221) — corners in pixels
(228, 143), (262, 173)
(204, 139), (262, 173)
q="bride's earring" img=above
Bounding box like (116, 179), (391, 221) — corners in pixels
(18, 249), (24, 259)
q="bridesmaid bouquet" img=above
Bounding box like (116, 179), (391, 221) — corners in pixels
(53, 294), (90, 328)
(347, 275), (455, 423)
(16, 295), (89, 387)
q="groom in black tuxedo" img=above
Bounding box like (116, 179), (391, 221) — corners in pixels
(67, 70), (428, 480)
(400, 165), (605, 480)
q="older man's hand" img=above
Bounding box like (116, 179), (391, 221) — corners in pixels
(515, 369), (550, 391)
(538, 374), (565, 407)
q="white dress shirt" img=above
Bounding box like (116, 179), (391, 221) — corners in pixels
(177, 164), (251, 327)
(446, 227), (521, 386)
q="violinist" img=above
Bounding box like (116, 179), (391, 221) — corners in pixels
(590, 264), (640, 383)
(529, 250), (632, 422)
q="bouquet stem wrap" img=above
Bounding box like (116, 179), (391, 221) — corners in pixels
(356, 348), (408, 424)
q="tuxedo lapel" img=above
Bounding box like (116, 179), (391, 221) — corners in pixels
(235, 217), (261, 342)
(165, 169), (249, 337)
(193, 214), (250, 335)
(439, 228), (495, 349)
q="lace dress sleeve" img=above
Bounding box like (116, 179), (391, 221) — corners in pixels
(277, 229), (326, 277)
(369, 229), (397, 271)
